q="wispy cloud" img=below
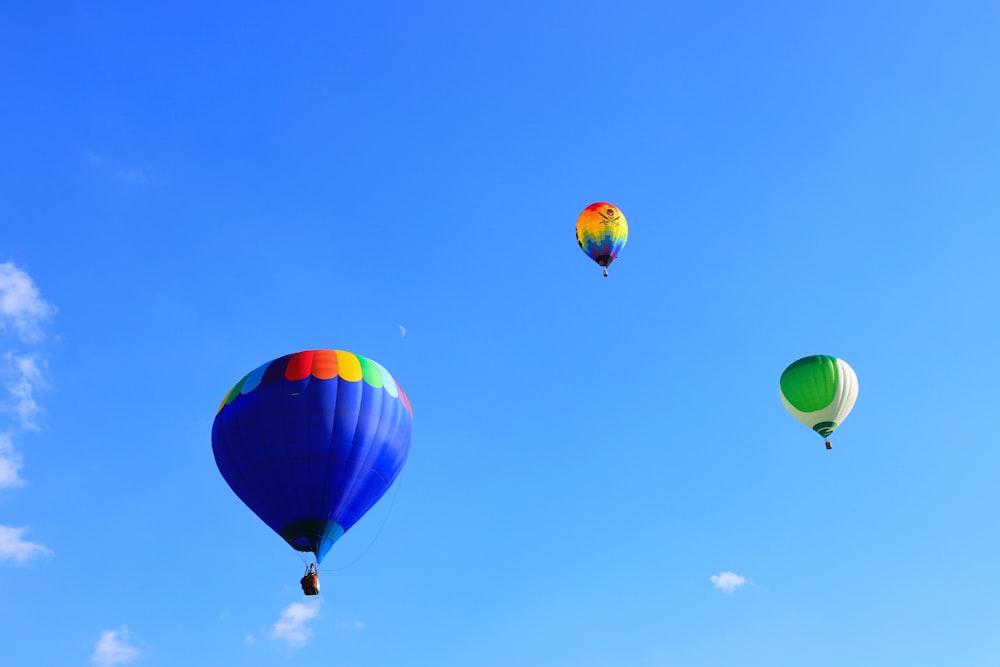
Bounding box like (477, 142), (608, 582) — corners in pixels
(0, 524), (53, 563)
(0, 432), (25, 488)
(3, 352), (47, 430)
(711, 571), (747, 594)
(90, 626), (143, 666)
(86, 151), (148, 184)
(0, 262), (56, 343)
(267, 600), (321, 648)
(0, 261), (54, 557)
(118, 168), (146, 184)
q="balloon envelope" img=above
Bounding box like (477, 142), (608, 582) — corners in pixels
(212, 350), (413, 563)
(575, 202), (628, 273)
(779, 355), (857, 439)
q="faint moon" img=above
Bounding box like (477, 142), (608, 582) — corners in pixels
(398, 324), (406, 337)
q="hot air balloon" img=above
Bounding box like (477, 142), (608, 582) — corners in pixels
(779, 355), (857, 450)
(576, 202), (628, 277)
(212, 350), (412, 594)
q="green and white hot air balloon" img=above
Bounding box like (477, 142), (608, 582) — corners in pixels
(779, 355), (858, 450)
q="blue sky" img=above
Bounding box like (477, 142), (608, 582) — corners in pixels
(3, 1), (1000, 665)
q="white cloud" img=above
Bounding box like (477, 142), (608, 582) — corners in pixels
(0, 263), (54, 560)
(0, 453), (23, 487)
(711, 571), (747, 594)
(91, 626), (142, 666)
(87, 151), (102, 164)
(3, 352), (47, 430)
(0, 524), (53, 563)
(0, 432), (25, 488)
(0, 262), (56, 342)
(267, 600), (321, 648)
(336, 619), (367, 631)
(119, 169), (146, 183)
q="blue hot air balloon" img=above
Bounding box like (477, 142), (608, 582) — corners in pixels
(211, 350), (413, 584)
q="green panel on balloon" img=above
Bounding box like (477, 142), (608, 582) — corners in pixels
(780, 355), (839, 412)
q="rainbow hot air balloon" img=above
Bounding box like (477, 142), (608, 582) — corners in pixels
(779, 355), (858, 450)
(212, 350), (412, 592)
(575, 202), (628, 277)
